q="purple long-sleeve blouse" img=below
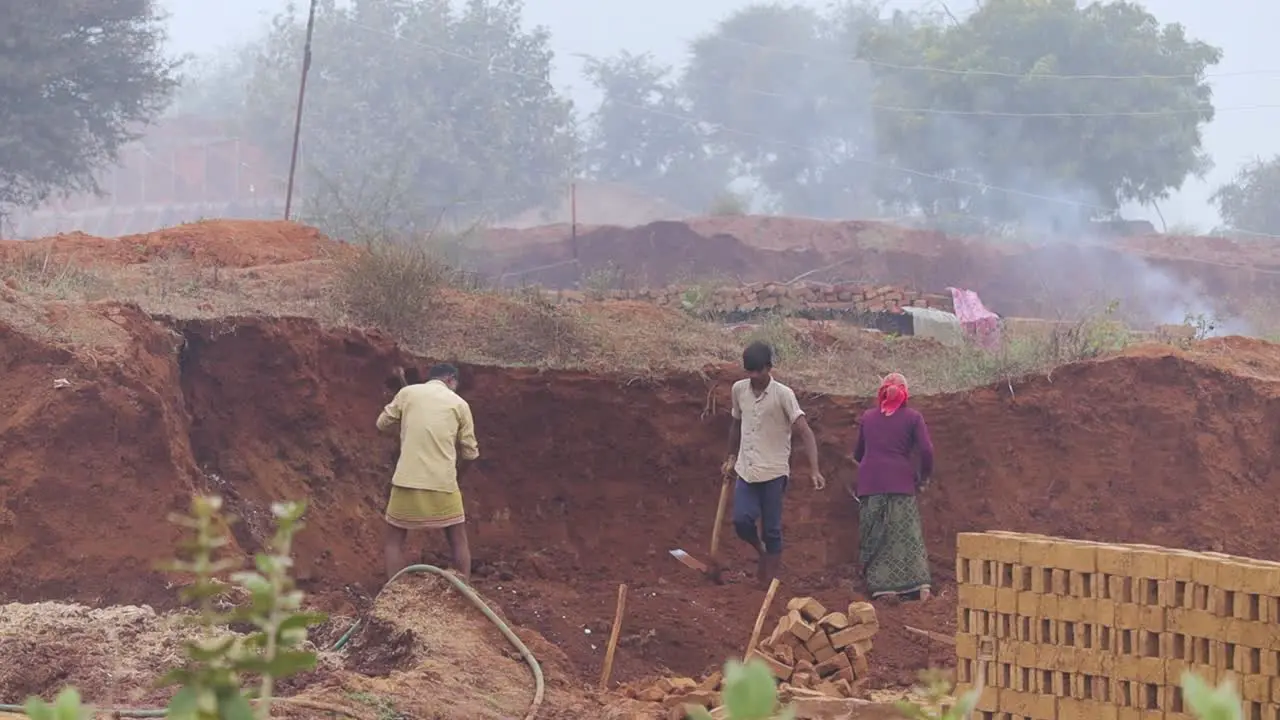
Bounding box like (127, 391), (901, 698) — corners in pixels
(852, 405), (934, 496)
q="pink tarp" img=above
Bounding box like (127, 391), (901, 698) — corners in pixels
(948, 287), (1001, 349)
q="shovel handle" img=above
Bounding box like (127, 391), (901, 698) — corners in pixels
(710, 475), (733, 558)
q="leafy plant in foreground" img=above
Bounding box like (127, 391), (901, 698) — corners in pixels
(161, 496), (327, 720)
(21, 495), (326, 720)
(896, 669), (980, 720)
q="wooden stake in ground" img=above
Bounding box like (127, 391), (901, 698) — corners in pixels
(744, 577), (782, 661)
(598, 583), (629, 689)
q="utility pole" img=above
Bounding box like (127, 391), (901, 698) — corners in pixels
(283, 0), (319, 221)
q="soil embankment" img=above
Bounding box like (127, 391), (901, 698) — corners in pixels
(5, 304), (1280, 687)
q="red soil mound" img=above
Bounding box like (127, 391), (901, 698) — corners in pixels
(0, 220), (340, 268)
(477, 217), (1280, 323)
(5, 312), (1280, 689)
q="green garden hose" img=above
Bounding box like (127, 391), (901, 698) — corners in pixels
(0, 564), (546, 720)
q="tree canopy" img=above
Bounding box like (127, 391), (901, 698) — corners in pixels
(1212, 157), (1280, 237)
(0, 0), (179, 211)
(862, 0), (1221, 226)
(584, 0), (1222, 227)
(243, 0), (575, 231)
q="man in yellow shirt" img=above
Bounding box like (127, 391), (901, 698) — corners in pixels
(376, 363), (480, 582)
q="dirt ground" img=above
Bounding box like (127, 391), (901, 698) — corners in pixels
(5, 218), (1280, 715)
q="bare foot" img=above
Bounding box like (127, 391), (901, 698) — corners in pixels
(919, 588), (933, 602)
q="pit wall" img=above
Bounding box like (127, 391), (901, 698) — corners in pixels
(542, 281), (955, 315)
(955, 531), (1280, 720)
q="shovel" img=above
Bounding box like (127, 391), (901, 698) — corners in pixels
(670, 472), (734, 583)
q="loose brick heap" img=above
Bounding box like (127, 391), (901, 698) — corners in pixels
(956, 530), (1280, 720)
(616, 597), (879, 719)
(749, 596), (880, 699)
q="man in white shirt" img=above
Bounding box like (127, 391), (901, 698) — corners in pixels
(723, 341), (825, 588)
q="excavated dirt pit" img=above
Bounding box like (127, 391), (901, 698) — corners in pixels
(7, 306), (1280, 712)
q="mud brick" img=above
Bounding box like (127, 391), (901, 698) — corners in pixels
(1030, 617), (1058, 645)
(786, 611), (818, 641)
(1038, 593), (1060, 619)
(956, 557), (973, 584)
(1264, 649), (1280, 676)
(848, 639), (872, 657)
(787, 597), (828, 623)
(1018, 535), (1058, 569)
(827, 623), (877, 649)
(1167, 608), (1220, 640)
(1058, 697), (1119, 720)
(1012, 640), (1036, 669)
(817, 612), (849, 631)
(747, 648), (793, 679)
(960, 532), (1022, 563)
(1113, 654), (1165, 684)
(794, 644), (817, 664)
(1224, 619), (1272, 650)
(992, 612), (1015, 639)
(1052, 569), (1071, 595)
(995, 637), (1017, 664)
(959, 584), (998, 611)
(1115, 602), (1165, 631)
(954, 684), (999, 713)
(1070, 570), (1101, 598)
(1057, 594), (1086, 622)
(812, 644), (838, 664)
(1095, 544), (1136, 577)
(999, 689), (1055, 719)
(1090, 598), (1117, 626)
(843, 646), (869, 678)
(813, 651), (852, 678)
(1168, 659), (1217, 686)
(994, 587), (1018, 614)
(846, 602), (877, 625)
(1238, 674), (1271, 703)
(805, 626), (834, 651)
(775, 644), (797, 667)
(1129, 547), (1170, 580)
(1016, 591), (1041, 617)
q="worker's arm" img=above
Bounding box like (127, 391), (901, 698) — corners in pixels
(724, 385), (742, 477)
(785, 390), (825, 489)
(456, 400), (480, 476)
(914, 413), (935, 487)
(376, 389), (406, 434)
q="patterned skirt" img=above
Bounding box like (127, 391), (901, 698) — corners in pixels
(859, 493), (932, 598)
(384, 486), (465, 530)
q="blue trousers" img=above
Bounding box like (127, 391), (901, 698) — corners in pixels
(732, 475), (788, 554)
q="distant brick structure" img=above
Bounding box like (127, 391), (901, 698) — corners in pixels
(955, 531), (1280, 720)
(544, 281), (954, 316)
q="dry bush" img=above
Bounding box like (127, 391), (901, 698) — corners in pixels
(1, 251), (115, 300)
(331, 232), (463, 341)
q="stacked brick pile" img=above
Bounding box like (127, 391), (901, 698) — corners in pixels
(748, 596), (879, 698)
(546, 281), (954, 315)
(956, 530), (1280, 720)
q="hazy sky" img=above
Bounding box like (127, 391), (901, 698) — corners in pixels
(160, 0), (1280, 230)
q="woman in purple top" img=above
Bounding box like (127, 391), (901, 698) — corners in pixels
(851, 372), (935, 602)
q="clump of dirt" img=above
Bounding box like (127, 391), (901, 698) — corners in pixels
(287, 573), (595, 720)
(0, 602), (214, 708)
(0, 220), (342, 268)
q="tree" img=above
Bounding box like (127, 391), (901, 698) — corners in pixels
(581, 51), (730, 211)
(242, 0), (576, 231)
(1211, 156), (1280, 237)
(862, 0), (1222, 227)
(680, 2), (883, 217)
(0, 0), (179, 211)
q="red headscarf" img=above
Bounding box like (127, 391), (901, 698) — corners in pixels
(877, 372), (909, 416)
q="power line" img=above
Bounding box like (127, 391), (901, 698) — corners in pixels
(321, 18), (1280, 241)
(695, 35), (1278, 82)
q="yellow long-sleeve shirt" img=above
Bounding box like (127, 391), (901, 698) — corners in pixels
(376, 380), (480, 493)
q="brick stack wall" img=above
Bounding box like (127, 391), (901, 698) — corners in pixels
(956, 530), (1280, 720)
(544, 281), (955, 315)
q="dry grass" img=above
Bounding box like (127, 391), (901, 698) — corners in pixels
(1, 244), (1142, 396)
